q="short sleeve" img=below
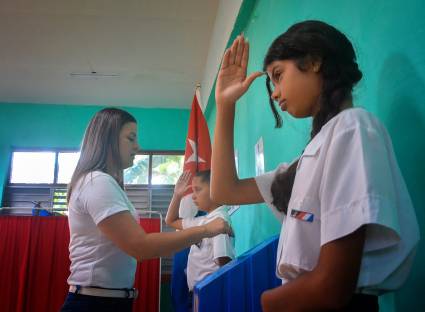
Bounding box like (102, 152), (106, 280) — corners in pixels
(320, 124), (401, 250)
(182, 216), (204, 229)
(255, 163), (289, 222)
(212, 234), (235, 260)
(80, 174), (131, 225)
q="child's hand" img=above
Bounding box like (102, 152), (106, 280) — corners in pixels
(204, 218), (234, 238)
(216, 34), (264, 107)
(174, 171), (192, 197)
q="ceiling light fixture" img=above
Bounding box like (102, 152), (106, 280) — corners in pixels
(70, 71), (120, 78)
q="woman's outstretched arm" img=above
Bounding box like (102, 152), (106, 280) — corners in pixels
(98, 211), (233, 261)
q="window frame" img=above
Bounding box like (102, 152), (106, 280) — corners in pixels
(135, 150), (185, 186)
(7, 148), (185, 187)
(8, 147), (79, 186)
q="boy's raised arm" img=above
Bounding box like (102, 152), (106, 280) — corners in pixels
(165, 171), (192, 230)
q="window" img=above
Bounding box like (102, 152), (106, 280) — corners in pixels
(124, 153), (184, 185)
(151, 155), (184, 185)
(10, 152), (56, 183)
(4, 150), (184, 211)
(124, 155), (150, 184)
(8, 150), (184, 186)
(9, 150), (79, 185)
(53, 188), (68, 209)
(57, 152), (80, 184)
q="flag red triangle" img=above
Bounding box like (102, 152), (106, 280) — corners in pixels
(179, 92), (212, 217)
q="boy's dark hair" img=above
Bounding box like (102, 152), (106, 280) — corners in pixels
(263, 20), (362, 213)
(195, 170), (211, 184)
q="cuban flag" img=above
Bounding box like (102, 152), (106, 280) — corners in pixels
(290, 209), (315, 223)
(178, 87), (212, 218)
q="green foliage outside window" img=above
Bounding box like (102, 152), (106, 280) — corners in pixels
(123, 154), (184, 185)
(124, 155), (149, 184)
(152, 155), (184, 184)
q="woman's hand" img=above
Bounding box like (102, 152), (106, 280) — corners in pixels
(215, 35), (264, 107)
(173, 171), (192, 198)
(203, 218), (233, 238)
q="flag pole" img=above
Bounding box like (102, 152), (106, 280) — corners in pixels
(195, 83), (202, 108)
(194, 83), (201, 172)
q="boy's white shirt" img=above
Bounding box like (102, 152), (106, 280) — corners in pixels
(255, 108), (420, 294)
(182, 206), (235, 291)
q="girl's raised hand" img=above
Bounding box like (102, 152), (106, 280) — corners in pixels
(216, 35), (264, 107)
(174, 171), (192, 197)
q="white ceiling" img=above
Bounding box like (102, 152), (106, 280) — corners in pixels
(0, 0), (220, 108)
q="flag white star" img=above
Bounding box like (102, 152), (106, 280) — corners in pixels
(185, 139), (206, 164)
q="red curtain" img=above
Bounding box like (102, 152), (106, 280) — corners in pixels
(134, 218), (161, 312)
(0, 216), (161, 312)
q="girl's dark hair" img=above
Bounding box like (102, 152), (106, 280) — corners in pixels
(67, 108), (136, 201)
(263, 20), (362, 213)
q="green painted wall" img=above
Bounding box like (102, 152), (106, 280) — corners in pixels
(206, 0), (424, 311)
(0, 103), (189, 202)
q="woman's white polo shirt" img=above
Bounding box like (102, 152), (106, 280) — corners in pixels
(67, 171), (138, 288)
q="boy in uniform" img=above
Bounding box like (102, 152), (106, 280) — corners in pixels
(166, 170), (235, 308)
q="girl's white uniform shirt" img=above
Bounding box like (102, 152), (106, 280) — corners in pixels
(255, 108), (419, 294)
(67, 171), (138, 288)
(182, 206), (235, 291)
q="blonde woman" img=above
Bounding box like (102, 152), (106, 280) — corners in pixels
(61, 108), (232, 312)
